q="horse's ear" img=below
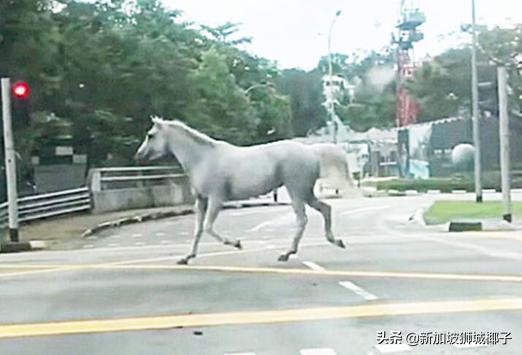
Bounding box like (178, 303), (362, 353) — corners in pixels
(150, 115), (161, 126)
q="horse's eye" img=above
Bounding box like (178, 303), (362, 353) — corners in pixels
(147, 133), (154, 139)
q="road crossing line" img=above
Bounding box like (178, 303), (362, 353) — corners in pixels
(302, 261), (325, 271)
(338, 281), (379, 301)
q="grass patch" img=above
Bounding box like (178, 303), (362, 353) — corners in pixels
(362, 171), (522, 192)
(424, 201), (522, 225)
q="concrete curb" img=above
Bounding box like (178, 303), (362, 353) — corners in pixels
(448, 221), (483, 232)
(81, 201), (289, 238)
(362, 188), (522, 196)
(81, 208), (194, 238)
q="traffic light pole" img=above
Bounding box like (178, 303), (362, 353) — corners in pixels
(1, 77), (20, 242)
(497, 67), (512, 222)
(471, 0), (483, 203)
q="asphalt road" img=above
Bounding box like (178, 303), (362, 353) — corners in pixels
(1, 193), (522, 355)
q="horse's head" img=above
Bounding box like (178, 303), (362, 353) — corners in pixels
(134, 116), (170, 162)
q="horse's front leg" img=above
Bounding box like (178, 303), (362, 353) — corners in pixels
(205, 197), (242, 250)
(178, 196), (207, 265)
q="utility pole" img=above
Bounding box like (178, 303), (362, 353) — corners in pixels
(497, 66), (512, 222)
(1, 77), (20, 242)
(327, 10), (341, 143)
(471, 0), (483, 203)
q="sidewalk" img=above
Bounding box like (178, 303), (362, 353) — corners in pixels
(16, 205), (193, 250)
(12, 194), (284, 250)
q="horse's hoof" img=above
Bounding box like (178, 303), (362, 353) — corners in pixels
(335, 239), (346, 249)
(234, 240), (242, 250)
(278, 254), (290, 262)
(177, 258), (189, 265)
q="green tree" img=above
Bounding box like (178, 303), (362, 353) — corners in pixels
(277, 69), (327, 136)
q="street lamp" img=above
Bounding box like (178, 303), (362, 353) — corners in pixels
(327, 10), (342, 143)
(471, 0), (483, 203)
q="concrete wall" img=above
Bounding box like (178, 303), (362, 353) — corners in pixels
(91, 177), (193, 214)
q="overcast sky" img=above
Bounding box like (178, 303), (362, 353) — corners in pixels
(164, 0), (522, 70)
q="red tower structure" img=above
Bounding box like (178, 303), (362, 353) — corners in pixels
(393, 0), (425, 127)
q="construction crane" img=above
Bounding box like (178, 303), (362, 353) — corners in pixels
(392, 0), (426, 127)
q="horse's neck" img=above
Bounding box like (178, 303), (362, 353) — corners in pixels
(166, 128), (214, 172)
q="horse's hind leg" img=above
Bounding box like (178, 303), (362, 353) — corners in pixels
(204, 197), (242, 250)
(278, 196), (307, 262)
(307, 196), (346, 249)
(178, 196), (207, 265)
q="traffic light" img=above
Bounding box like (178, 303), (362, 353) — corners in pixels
(11, 81), (30, 128)
(12, 81), (29, 100)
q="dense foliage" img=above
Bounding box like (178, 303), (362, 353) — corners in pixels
(0, 0), (292, 166)
(2, 0), (522, 169)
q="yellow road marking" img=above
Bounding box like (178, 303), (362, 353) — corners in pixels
(1, 298), (522, 339)
(1, 263), (522, 283)
(0, 242), (300, 279)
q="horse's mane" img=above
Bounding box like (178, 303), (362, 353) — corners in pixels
(160, 118), (217, 148)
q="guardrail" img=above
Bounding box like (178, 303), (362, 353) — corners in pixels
(0, 187), (91, 227)
(89, 166), (184, 191)
(88, 166), (192, 213)
(0, 201), (7, 227)
(0, 166), (189, 225)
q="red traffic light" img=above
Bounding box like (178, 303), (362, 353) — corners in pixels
(12, 81), (29, 100)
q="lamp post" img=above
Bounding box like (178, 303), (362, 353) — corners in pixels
(327, 10), (342, 143)
(471, 0), (483, 203)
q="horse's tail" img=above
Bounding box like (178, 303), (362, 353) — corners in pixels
(310, 143), (358, 196)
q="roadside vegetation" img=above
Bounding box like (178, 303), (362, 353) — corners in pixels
(424, 200), (522, 225)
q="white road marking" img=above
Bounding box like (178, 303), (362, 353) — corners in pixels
(340, 206), (390, 216)
(302, 261), (325, 271)
(223, 353), (256, 355)
(160, 240), (170, 244)
(85, 236), (98, 240)
(249, 220), (274, 232)
(155, 232), (166, 237)
(300, 348), (337, 355)
(134, 242), (145, 246)
(107, 243), (119, 247)
(248, 212), (294, 232)
(374, 344), (412, 353)
(338, 281), (378, 301)
(109, 234), (121, 239)
(82, 244), (94, 249)
(132, 234), (142, 238)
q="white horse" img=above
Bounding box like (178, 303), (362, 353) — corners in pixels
(135, 117), (347, 264)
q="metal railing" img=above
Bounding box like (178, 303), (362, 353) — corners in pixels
(89, 166), (185, 191)
(0, 201), (7, 227)
(0, 166), (185, 226)
(0, 187), (91, 227)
